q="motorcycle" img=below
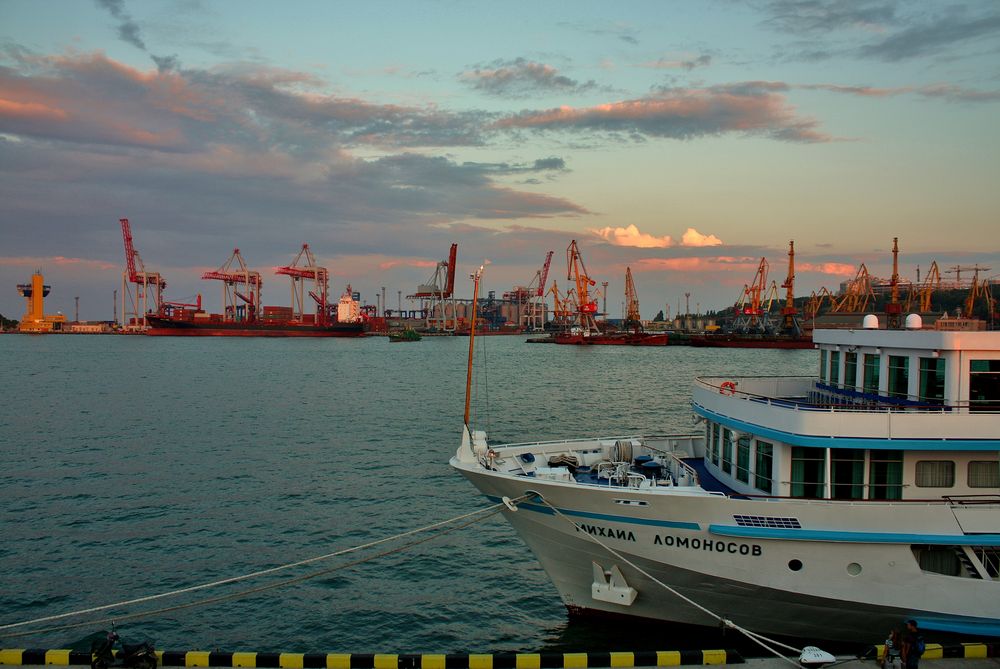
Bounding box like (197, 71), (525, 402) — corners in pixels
(90, 627), (157, 669)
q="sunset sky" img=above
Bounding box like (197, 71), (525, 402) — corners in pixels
(2, 1), (998, 321)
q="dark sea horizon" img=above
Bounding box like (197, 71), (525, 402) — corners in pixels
(0, 334), (816, 655)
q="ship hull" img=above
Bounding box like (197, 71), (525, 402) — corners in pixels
(553, 333), (670, 346)
(452, 450), (1000, 642)
(688, 334), (812, 349)
(145, 316), (365, 337)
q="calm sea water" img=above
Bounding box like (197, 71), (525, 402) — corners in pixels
(0, 334), (814, 654)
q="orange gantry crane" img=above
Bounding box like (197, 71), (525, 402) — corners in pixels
(780, 240), (801, 334)
(275, 244), (329, 325)
(566, 239), (600, 335)
(911, 261), (941, 313)
(624, 267), (641, 329)
(964, 266), (996, 320)
(119, 217), (166, 329)
(202, 249), (262, 322)
(832, 263), (875, 313)
(732, 257), (779, 333)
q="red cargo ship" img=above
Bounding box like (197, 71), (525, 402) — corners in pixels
(145, 312), (365, 337)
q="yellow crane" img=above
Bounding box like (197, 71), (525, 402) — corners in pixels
(832, 263), (875, 313)
(566, 239), (600, 334)
(905, 261), (940, 313)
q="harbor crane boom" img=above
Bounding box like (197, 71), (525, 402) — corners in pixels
(118, 217), (166, 328)
(624, 267), (641, 328)
(566, 239), (599, 335)
(275, 243), (329, 325)
(202, 248), (262, 322)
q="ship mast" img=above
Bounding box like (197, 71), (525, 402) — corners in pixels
(464, 262), (487, 430)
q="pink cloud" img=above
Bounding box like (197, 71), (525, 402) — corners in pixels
(494, 84), (831, 143)
(681, 227), (723, 247)
(593, 224), (674, 248)
(378, 259), (440, 270)
(797, 262), (858, 276)
(0, 98), (69, 121)
(0, 256), (117, 271)
(636, 256), (760, 273)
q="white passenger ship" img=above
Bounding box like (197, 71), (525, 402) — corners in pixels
(452, 314), (1000, 642)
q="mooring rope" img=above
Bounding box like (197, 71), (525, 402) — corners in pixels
(0, 497), (525, 638)
(530, 494), (806, 667)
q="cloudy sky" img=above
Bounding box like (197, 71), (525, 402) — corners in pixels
(2, 0), (998, 320)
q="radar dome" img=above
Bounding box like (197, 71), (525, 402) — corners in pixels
(905, 313), (923, 330)
(862, 314), (879, 329)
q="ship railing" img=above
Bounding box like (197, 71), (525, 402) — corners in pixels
(696, 376), (996, 414)
(944, 494), (1000, 506)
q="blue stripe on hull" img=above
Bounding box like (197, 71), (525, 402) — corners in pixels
(709, 524), (1000, 546)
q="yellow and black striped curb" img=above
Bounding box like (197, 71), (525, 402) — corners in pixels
(0, 649), (743, 667)
(872, 643), (999, 660)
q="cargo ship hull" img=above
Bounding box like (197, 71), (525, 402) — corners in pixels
(688, 334), (812, 349)
(145, 316), (365, 337)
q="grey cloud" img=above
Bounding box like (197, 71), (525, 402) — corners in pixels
(759, 0), (899, 34)
(95, 0), (147, 51)
(858, 9), (1000, 61)
(460, 58), (597, 98)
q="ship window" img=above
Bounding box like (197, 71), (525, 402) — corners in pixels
(863, 354), (881, 395)
(819, 350), (828, 383)
(829, 351), (840, 386)
(888, 356), (909, 399)
(722, 429), (733, 475)
(754, 441), (773, 494)
(710, 423), (720, 466)
(969, 359), (1000, 413)
(915, 460), (955, 487)
(736, 435), (751, 484)
(914, 546), (961, 576)
(791, 446), (825, 498)
(831, 448), (865, 499)
(968, 461), (1000, 488)
(869, 450), (903, 500)
(919, 357), (945, 406)
(844, 352), (858, 390)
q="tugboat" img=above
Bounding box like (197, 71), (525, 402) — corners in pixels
(388, 328), (422, 342)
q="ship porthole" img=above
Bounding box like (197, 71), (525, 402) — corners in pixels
(847, 562), (862, 576)
(788, 559), (803, 572)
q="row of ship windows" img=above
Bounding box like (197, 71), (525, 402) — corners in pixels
(706, 423), (1000, 499)
(818, 351), (1000, 410)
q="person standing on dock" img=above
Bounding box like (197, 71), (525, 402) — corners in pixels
(901, 620), (924, 669)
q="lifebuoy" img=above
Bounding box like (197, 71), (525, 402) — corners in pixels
(719, 381), (737, 395)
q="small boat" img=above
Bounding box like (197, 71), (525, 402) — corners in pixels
(388, 328), (422, 342)
(452, 310), (1000, 642)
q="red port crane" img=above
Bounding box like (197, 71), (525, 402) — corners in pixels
(119, 217), (166, 328)
(566, 239), (599, 335)
(202, 249), (262, 322)
(275, 244), (329, 325)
